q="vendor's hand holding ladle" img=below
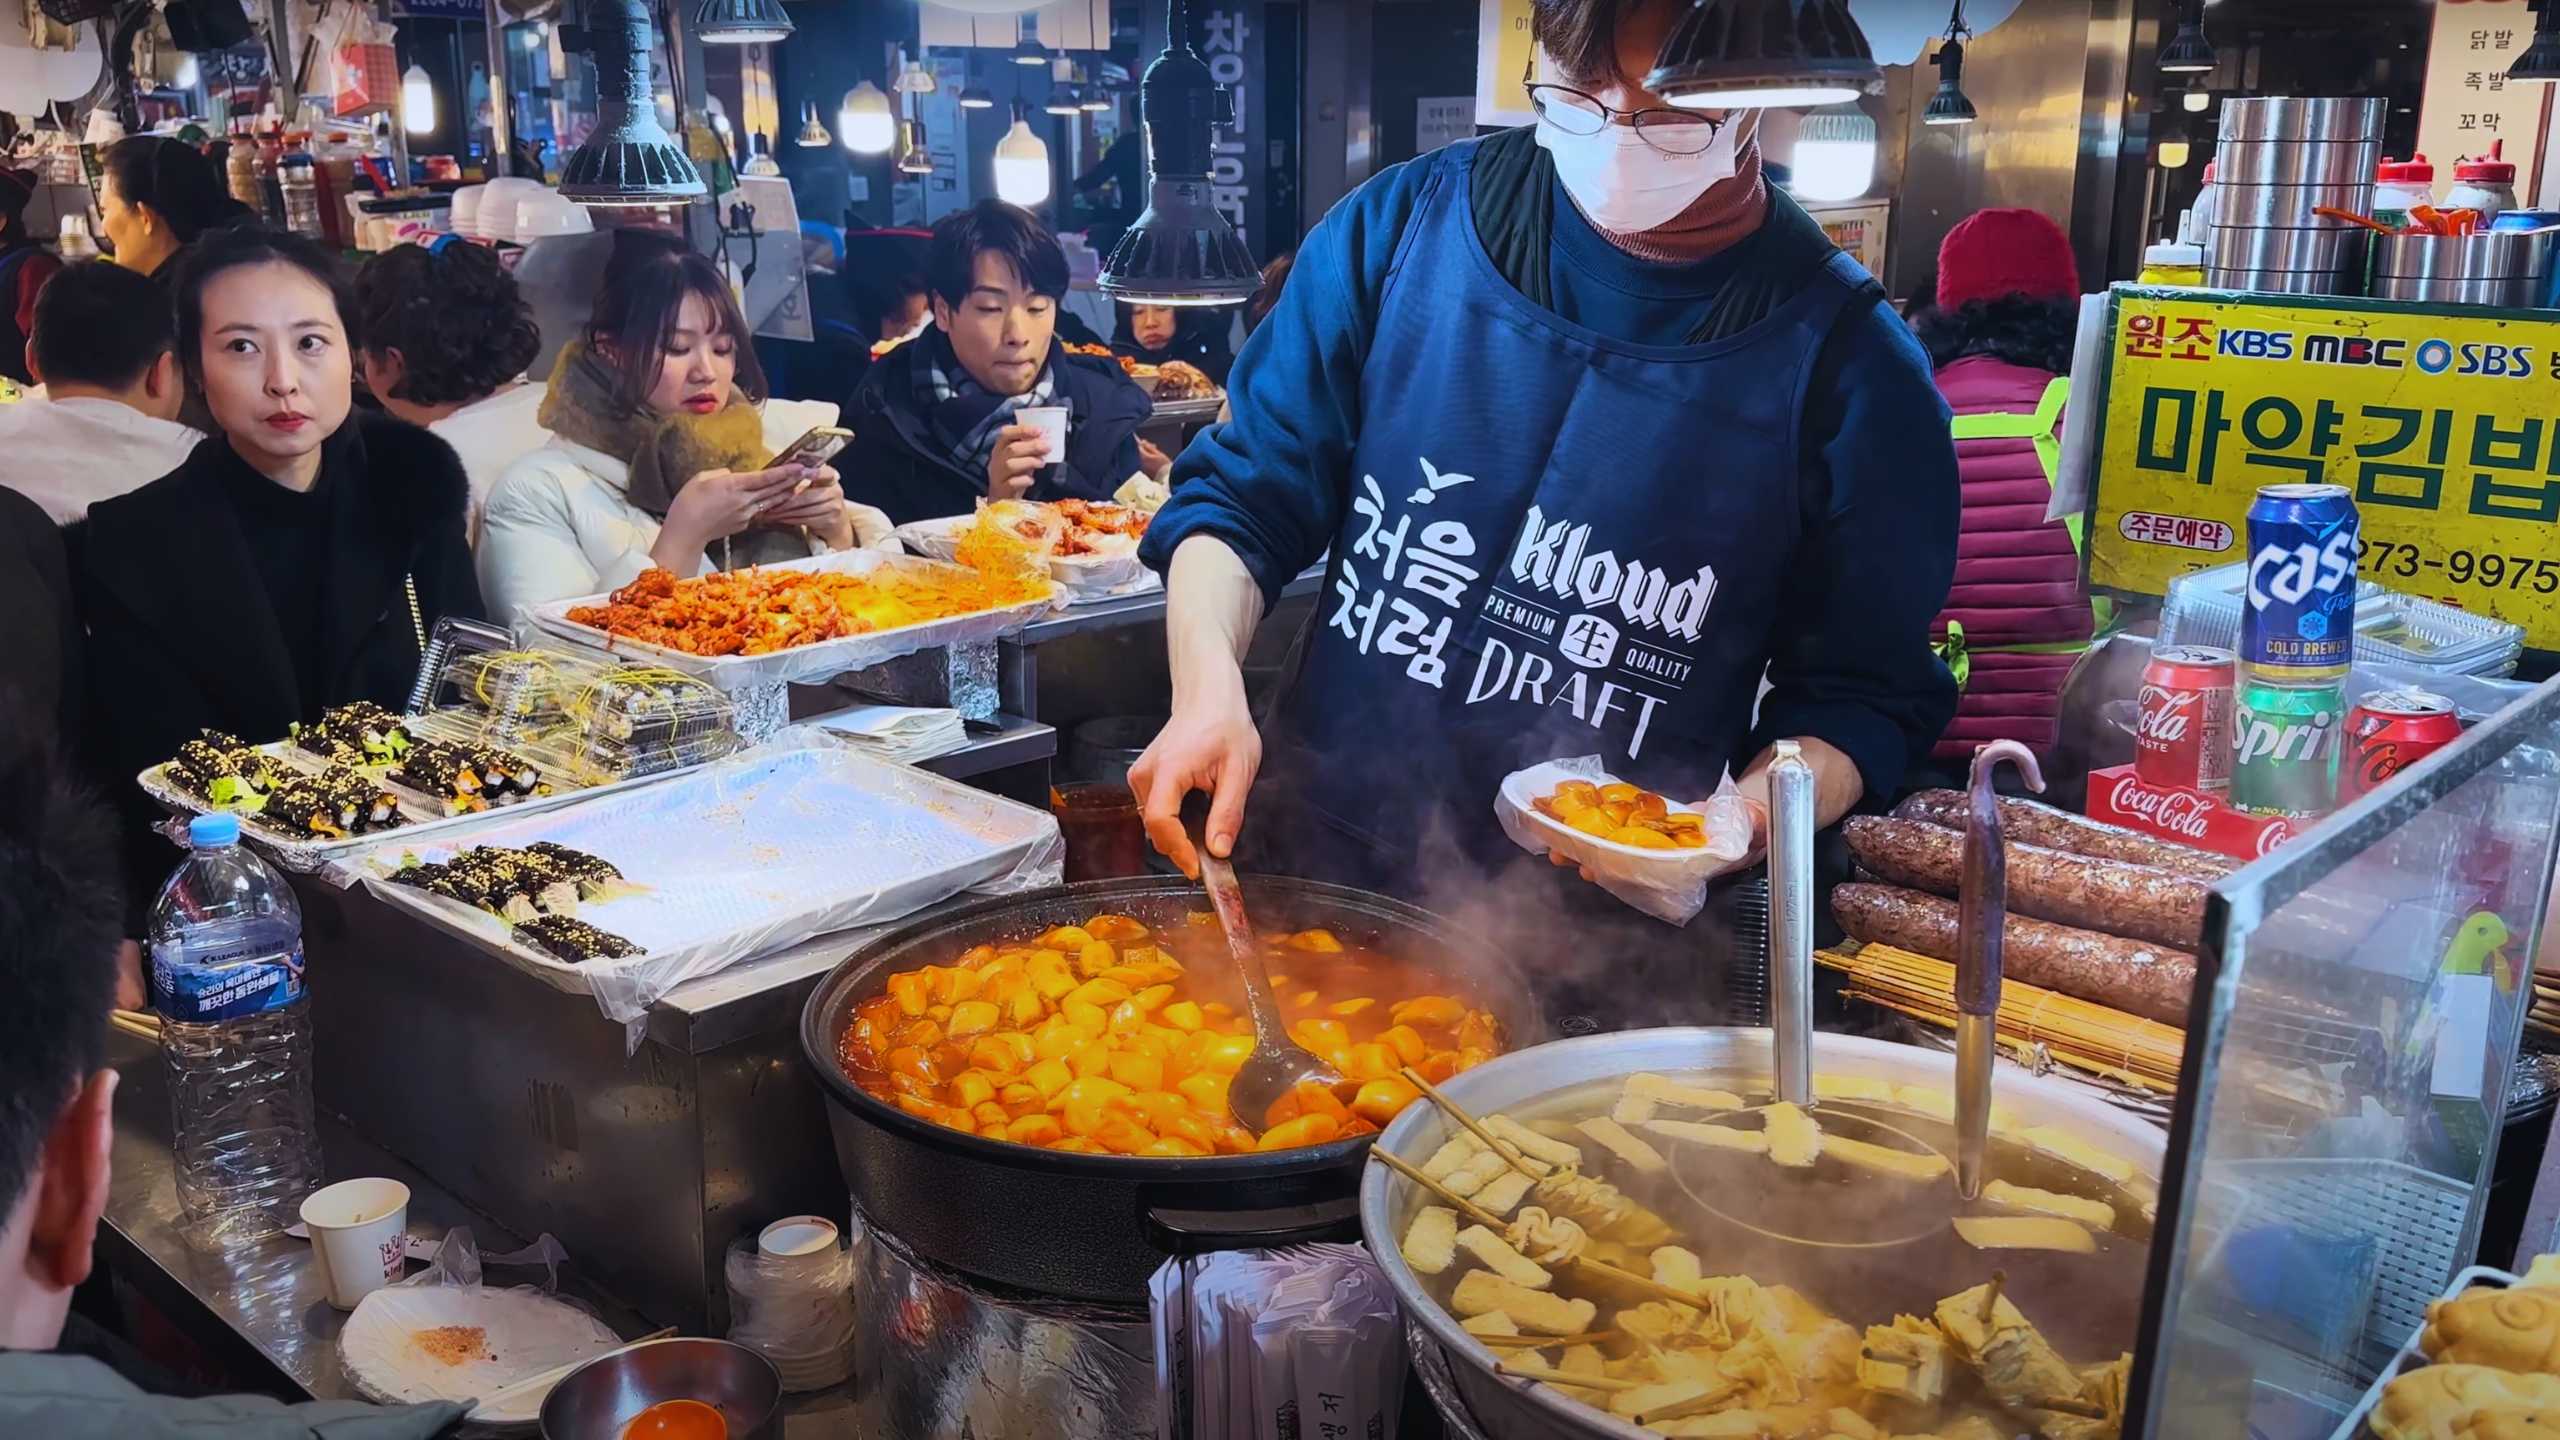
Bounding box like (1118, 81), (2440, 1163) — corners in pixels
(1194, 833), (1346, 1136)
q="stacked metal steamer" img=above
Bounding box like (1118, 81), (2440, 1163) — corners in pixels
(2207, 97), (2384, 294)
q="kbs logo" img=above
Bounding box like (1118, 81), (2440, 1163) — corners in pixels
(2412, 339), (2536, 378)
(2246, 531), (2358, 612)
(2217, 327), (2294, 361)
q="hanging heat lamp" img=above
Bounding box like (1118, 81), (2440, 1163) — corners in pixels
(896, 118), (935, 176)
(1923, 5), (1976, 128)
(1099, 0), (1258, 306)
(560, 0), (706, 206)
(1646, 0), (1881, 111)
(795, 100), (831, 147)
(2514, 0), (2560, 83)
(993, 101), (1053, 206)
(692, 0), (792, 46)
(1045, 61), (1084, 115)
(959, 16), (998, 108)
(2157, 0), (2215, 75)
(1011, 12), (1051, 66)
(1079, 1), (1114, 109)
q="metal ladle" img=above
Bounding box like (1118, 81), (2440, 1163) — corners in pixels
(1957, 739), (2045, 1200)
(1766, 741), (1817, 1109)
(1197, 847), (1346, 1135)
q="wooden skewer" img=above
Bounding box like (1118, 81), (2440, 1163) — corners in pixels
(1399, 1065), (1538, 1176)
(1636, 1380), (1744, 1425)
(1979, 1269), (2008, 1326)
(1493, 1361), (1644, 1393)
(2030, 1396), (2112, 1419)
(1367, 1148), (1711, 1314)
(109, 1009), (163, 1042)
(1473, 1328), (1622, 1349)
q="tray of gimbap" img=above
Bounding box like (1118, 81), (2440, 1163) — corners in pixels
(137, 701), (693, 872)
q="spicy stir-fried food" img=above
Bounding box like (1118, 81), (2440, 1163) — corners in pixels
(837, 911), (1501, 1156)
(565, 559), (1052, 657)
(976, 498), (1150, 559)
(1534, 780), (1711, 850)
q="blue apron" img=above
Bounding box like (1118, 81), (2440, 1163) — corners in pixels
(1262, 138), (1871, 901)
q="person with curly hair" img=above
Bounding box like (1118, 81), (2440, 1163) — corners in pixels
(356, 237), (550, 539)
(1906, 208), (2094, 771)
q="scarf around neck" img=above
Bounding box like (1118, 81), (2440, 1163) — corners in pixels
(912, 326), (1061, 481)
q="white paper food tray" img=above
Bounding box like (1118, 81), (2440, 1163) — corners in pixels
(337, 740), (1064, 1023)
(893, 514), (1148, 598)
(137, 739), (686, 875)
(525, 549), (1063, 693)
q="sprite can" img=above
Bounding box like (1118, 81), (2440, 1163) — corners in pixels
(2244, 483), (2360, 680)
(2230, 674), (2344, 819)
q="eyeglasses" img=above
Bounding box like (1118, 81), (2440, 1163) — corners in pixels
(1522, 66), (1723, 157)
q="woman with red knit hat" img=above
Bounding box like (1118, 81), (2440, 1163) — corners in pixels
(0, 167), (62, 387)
(1910, 207), (2093, 774)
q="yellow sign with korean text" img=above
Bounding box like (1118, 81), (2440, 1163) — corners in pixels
(2091, 289), (2560, 650)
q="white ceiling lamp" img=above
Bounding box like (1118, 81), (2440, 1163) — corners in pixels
(993, 102), (1052, 206)
(795, 99), (830, 146)
(839, 79), (895, 155)
(402, 63), (437, 135)
(1792, 102), (1876, 201)
(894, 47), (937, 94)
(2181, 82), (2210, 113)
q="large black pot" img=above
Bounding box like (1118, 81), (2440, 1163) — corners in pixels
(798, 875), (1540, 1304)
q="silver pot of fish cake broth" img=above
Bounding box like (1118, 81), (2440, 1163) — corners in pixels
(1358, 1028), (2167, 1440)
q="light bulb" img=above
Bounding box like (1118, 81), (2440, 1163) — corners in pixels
(838, 81), (895, 155)
(2182, 87), (2210, 113)
(1793, 106), (1877, 202)
(173, 53), (198, 89)
(403, 64), (437, 136)
(993, 118), (1051, 207)
(2157, 138), (2192, 169)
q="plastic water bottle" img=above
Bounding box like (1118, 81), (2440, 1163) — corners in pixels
(149, 814), (320, 1249)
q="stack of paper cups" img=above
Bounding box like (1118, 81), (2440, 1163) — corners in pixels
(725, 1215), (857, 1391)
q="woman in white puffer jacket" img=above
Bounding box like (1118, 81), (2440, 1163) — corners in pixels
(479, 234), (891, 623)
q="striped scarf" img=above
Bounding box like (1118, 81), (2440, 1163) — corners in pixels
(913, 327), (1061, 480)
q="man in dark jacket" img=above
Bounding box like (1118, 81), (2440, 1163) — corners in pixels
(0, 734), (461, 1437)
(844, 200), (1165, 526)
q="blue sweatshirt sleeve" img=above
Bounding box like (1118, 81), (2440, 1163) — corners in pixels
(1749, 298), (1961, 804)
(1137, 159), (1445, 602)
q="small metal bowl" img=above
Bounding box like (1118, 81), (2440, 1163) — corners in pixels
(538, 1338), (781, 1440)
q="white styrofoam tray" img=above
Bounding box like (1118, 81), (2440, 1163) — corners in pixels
(338, 741), (1064, 1023)
(525, 549), (1063, 693)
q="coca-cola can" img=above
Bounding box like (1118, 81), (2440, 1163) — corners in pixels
(2137, 646), (2237, 792)
(2342, 688), (2462, 800)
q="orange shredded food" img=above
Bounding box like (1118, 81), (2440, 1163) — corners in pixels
(564, 557), (1052, 657)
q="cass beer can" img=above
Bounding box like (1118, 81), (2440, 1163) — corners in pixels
(2231, 675), (2344, 819)
(2244, 483), (2361, 680)
(2137, 646), (2236, 792)
(2342, 688), (2463, 800)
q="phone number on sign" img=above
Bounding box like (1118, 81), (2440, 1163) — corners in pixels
(2360, 539), (2560, 593)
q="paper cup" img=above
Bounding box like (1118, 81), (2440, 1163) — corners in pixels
(1016, 405), (1068, 465)
(758, 1215), (839, 1258)
(301, 1178), (412, 1310)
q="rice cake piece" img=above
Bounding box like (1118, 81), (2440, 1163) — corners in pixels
(1487, 1115), (1580, 1171)
(1983, 1180), (2114, 1229)
(2013, 1125), (2138, 1185)
(1451, 1271), (1596, 1335)
(1460, 1310), (1519, 1338)
(1952, 1216), (2097, 1254)
(1763, 1102), (1822, 1168)
(1612, 1090), (1661, 1126)
(1401, 1205), (1459, 1275)
(1422, 1135), (1482, 1182)
(1474, 1169), (1536, 1216)
(1456, 1224), (1553, 1289)
(1627, 1074), (1745, 1111)
(1577, 1116), (1669, 1175)
(1824, 1134), (1950, 1182)
(1643, 1119), (1768, 1155)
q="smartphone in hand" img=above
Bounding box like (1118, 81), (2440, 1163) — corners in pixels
(771, 426), (854, 483)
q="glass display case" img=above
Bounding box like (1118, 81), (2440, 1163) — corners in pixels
(2129, 674), (2560, 1438)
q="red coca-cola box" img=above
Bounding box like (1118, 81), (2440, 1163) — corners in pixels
(2084, 763), (2300, 863)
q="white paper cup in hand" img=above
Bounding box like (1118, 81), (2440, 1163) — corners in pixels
(301, 1178), (412, 1310)
(1016, 405), (1068, 465)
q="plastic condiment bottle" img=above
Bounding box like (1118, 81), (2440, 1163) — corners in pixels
(2374, 155), (2437, 230)
(2446, 142), (2517, 222)
(2140, 238), (2207, 287)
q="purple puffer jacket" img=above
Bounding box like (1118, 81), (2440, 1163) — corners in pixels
(1929, 355), (2094, 762)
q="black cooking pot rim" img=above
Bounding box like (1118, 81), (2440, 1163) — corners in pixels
(796, 874), (1536, 1180)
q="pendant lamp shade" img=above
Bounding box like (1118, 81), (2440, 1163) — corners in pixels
(1922, 38), (1977, 125)
(1646, 0), (1882, 111)
(693, 0), (792, 46)
(1099, 0), (1258, 306)
(2156, 1), (2215, 74)
(2516, 0), (2560, 83)
(560, 0), (706, 206)
(959, 83), (998, 109)
(897, 118), (936, 175)
(795, 100), (830, 146)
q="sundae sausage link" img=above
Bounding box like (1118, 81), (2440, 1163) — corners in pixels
(1842, 816), (2210, 951)
(1891, 789), (2237, 882)
(1832, 884), (2200, 1027)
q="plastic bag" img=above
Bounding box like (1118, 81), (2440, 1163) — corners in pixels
(322, 8), (398, 119)
(1494, 756), (1754, 926)
(338, 1228), (619, 1416)
(1152, 1244), (1404, 1440)
(726, 1230), (857, 1391)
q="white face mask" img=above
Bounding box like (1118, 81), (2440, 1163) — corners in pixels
(1535, 110), (1747, 234)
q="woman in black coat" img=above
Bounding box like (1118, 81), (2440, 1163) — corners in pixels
(78, 227), (482, 916)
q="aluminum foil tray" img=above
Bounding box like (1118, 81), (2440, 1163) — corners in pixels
(338, 740), (1064, 1023)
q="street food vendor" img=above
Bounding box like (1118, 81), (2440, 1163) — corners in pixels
(1131, 0), (1959, 1019)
